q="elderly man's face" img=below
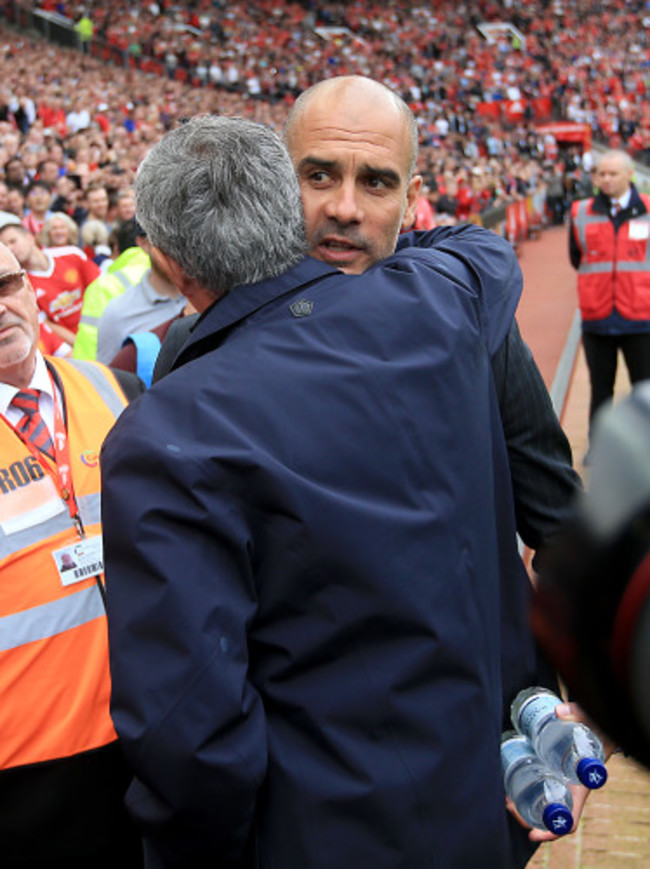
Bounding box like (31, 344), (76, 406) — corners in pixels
(594, 156), (633, 201)
(0, 244), (39, 386)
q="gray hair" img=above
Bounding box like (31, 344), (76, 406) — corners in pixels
(135, 115), (307, 297)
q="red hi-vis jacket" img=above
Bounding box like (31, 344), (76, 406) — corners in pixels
(571, 194), (650, 321)
(0, 357), (128, 771)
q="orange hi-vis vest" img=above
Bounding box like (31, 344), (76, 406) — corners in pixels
(571, 195), (650, 321)
(0, 357), (128, 771)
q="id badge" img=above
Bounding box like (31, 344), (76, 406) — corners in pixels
(628, 220), (649, 241)
(53, 535), (104, 586)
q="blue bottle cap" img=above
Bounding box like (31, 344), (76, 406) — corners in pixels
(542, 803), (574, 836)
(577, 757), (608, 789)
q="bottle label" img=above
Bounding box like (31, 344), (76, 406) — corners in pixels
(517, 693), (558, 735)
(501, 735), (535, 770)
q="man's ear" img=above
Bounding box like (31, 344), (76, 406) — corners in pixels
(150, 246), (218, 313)
(401, 173), (423, 232)
(150, 246), (187, 290)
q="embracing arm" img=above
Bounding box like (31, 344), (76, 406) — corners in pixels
(101, 405), (266, 867)
(400, 226), (581, 551)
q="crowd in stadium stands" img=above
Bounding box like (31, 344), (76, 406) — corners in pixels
(1, 0), (649, 232)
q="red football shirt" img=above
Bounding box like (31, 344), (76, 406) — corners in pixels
(28, 246), (100, 333)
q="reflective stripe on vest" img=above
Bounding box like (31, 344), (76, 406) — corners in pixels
(573, 195), (650, 320)
(0, 583), (104, 652)
(0, 358), (128, 770)
(65, 358), (129, 418)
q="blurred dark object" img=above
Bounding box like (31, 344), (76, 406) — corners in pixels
(532, 381), (650, 768)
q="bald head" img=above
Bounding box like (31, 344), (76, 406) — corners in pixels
(284, 76), (422, 275)
(594, 149), (634, 201)
(286, 76), (419, 176)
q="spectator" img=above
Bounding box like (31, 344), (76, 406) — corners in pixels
(36, 157), (63, 188)
(545, 163), (568, 225)
(51, 173), (86, 226)
(40, 211), (81, 248)
(5, 186), (26, 220)
(81, 218), (112, 269)
(4, 155), (28, 188)
(96, 231), (186, 364)
(0, 220), (100, 345)
(82, 183), (111, 230)
(0, 240), (144, 867)
(112, 187), (137, 225)
(23, 179), (54, 237)
(73, 218), (151, 360)
(569, 148), (650, 447)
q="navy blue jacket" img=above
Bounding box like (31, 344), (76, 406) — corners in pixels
(102, 225), (549, 868)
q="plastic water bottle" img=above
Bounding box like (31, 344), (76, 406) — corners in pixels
(511, 687), (608, 789)
(501, 731), (574, 835)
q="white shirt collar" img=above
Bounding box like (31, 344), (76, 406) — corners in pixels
(0, 351), (55, 421)
(613, 189), (631, 211)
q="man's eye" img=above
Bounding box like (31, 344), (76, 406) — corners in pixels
(365, 176), (395, 192)
(307, 170), (331, 185)
(0, 272), (25, 295)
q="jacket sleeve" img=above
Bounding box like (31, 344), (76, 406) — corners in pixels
(491, 319), (582, 557)
(397, 224), (523, 354)
(152, 314), (199, 383)
(101, 400), (267, 867)
(400, 226), (581, 555)
(569, 217), (582, 269)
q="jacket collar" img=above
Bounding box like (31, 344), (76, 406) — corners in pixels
(175, 257), (340, 369)
(592, 182), (647, 218)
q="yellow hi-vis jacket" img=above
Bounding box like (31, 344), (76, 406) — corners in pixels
(73, 247), (150, 361)
(0, 357), (128, 771)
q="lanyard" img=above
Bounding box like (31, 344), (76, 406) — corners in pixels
(3, 373), (80, 525)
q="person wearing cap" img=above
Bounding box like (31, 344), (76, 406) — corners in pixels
(0, 210), (19, 231)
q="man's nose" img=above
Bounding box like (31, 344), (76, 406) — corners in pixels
(324, 180), (362, 224)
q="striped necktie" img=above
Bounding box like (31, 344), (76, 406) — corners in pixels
(611, 201), (621, 217)
(11, 388), (55, 461)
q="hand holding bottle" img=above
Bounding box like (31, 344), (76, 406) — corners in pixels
(511, 687), (608, 789)
(501, 731), (574, 836)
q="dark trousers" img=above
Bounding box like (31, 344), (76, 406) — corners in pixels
(582, 331), (650, 430)
(1, 742), (143, 868)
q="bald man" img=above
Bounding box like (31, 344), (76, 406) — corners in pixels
(159, 77), (580, 566)
(569, 148), (650, 450)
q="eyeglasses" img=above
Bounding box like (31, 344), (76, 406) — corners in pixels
(0, 269), (26, 296)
